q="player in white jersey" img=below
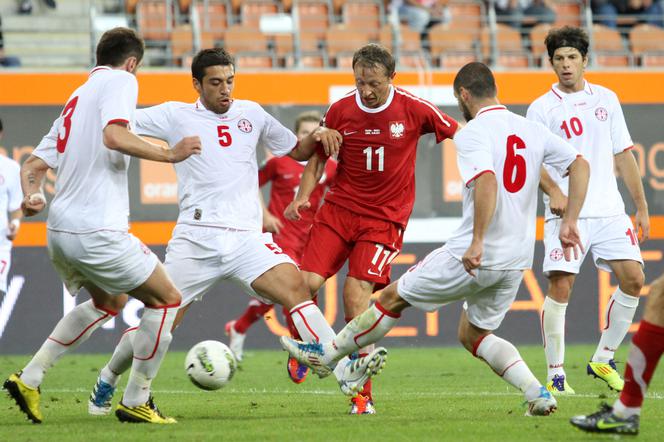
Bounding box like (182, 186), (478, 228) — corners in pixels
(0, 120), (23, 293)
(4, 28), (202, 425)
(86, 48), (387, 415)
(282, 62), (590, 416)
(527, 26), (648, 395)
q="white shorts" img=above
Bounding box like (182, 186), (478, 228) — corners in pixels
(0, 246), (11, 292)
(164, 224), (295, 306)
(48, 230), (159, 296)
(397, 247), (524, 331)
(542, 214), (643, 275)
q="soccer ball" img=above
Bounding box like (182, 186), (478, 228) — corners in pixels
(184, 340), (237, 391)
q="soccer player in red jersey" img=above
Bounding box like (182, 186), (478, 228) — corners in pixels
(225, 111), (337, 385)
(285, 44), (459, 414)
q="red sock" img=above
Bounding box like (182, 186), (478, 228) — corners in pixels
(620, 320), (664, 408)
(234, 302), (273, 334)
(359, 356), (372, 401)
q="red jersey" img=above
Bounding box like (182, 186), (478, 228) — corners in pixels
(259, 156), (337, 260)
(319, 86), (458, 227)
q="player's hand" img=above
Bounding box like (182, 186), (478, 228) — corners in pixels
(635, 208), (650, 243)
(284, 199), (311, 221)
(6, 220), (19, 240)
(559, 219), (584, 261)
(548, 189), (568, 217)
(263, 211), (284, 234)
(171, 136), (202, 163)
(462, 241), (483, 277)
(21, 193), (47, 217)
(313, 127), (342, 157)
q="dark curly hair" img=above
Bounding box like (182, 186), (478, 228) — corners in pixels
(192, 48), (235, 83)
(545, 26), (589, 60)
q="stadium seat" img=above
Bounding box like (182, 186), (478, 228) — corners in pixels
(641, 54), (664, 67)
(170, 24), (194, 65)
(137, 0), (175, 42)
(379, 24), (427, 68)
(223, 25), (274, 66)
(178, 0), (192, 14)
(325, 24), (375, 68)
(552, 0), (582, 27)
(530, 23), (552, 66)
(396, 52), (431, 70)
(195, 0), (230, 42)
(629, 24), (664, 66)
(428, 23), (479, 68)
(447, 0), (484, 36)
(342, 0), (385, 36)
(496, 53), (531, 68)
(439, 53), (479, 69)
(592, 24), (632, 66)
(240, 0), (280, 27)
(480, 24), (525, 62)
(235, 55), (275, 68)
(272, 33), (294, 66)
(292, 0), (333, 41)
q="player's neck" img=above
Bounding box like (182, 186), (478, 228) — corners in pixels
(556, 78), (585, 94)
(470, 98), (500, 118)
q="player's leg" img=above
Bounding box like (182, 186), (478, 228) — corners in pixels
(225, 300), (273, 362)
(4, 288), (125, 424)
(587, 215), (644, 391)
(540, 217), (588, 395)
(569, 274), (662, 435)
(460, 270), (556, 416)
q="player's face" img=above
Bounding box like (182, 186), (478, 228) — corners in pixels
(194, 64), (235, 114)
(296, 121), (319, 141)
(353, 64), (394, 108)
(551, 47), (587, 93)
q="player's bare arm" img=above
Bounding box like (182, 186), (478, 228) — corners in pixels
(539, 167), (568, 217)
(103, 123), (202, 163)
(259, 191), (283, 234)
(20, 155), (49, 216)
(559, 157), (590, 261)
(615, 149), (650, 243)
(289, 126), (342, 160)
(7, 209), (22, 240)
(462, 172), (497, 276)
(284, 154), (326, 221)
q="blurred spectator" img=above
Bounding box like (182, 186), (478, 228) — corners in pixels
(592, 0), (664, 28)
(0, 16), (21, 67)
(18, 0), (57, 15)
(392, 0), (448, 33)
(492, 0), (556, 29)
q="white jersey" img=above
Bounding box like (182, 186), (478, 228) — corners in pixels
(527, 81), (632, 220)
(134, 99), (297, 231)
(32, 66), (137, 233)
(444, 105), (578, 270)
(0, 156), (22, 249)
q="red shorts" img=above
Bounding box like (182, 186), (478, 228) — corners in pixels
(300, 202), (404, 291)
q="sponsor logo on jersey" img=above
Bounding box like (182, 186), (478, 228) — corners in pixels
(364, 129), (381, 135)
(343, 129), (357, 136)
(389, 121), (405, 139)
(238, 119), (253, 133)
(595, 107), (608, 121)
(550, 248), (564, 261)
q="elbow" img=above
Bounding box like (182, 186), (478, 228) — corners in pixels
(103, 125), (125, 150)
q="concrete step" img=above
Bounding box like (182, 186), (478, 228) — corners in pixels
(15, 54), (91, 67)
(2, 14), (90, 32)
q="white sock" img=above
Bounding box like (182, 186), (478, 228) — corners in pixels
(474, 334), (541, 401)
(122, 305), (177, 407)
(541, 296), (568, 379)
(593, 288), (639, 363)
(21, 300), (115, 388)
(289, 300), (336, 343)
(100, 327), (137, 387)
(324, 303), (399, 366)
(613, 399), (641, 418)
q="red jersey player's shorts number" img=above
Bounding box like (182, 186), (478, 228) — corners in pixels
(503, 134), (526, 193)
(560, 117), (583, 139)
(370, 243), (398, 275)
(56, 96), (79, 153)
(265, 243), (284, 254)
(217, 125), (233, 147)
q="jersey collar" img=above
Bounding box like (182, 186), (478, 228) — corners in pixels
(194, 98), (235, 116)
(355, 85), (395, 114)
(551, 80), (593, 100)
(476, 105), (507, 117)
(89, 66), (112, 77)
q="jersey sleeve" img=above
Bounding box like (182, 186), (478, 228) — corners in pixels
(541, 125), (579, 176)
(608, 92), (634, 154)
(99, 73), (138, 128)
(454, 126), (495, 187)
(525, 100), (547, 126)
(259, 157), (277, 186)
(415, 99), (458, 142)
(31, 117), (61, 168)
(133, 103), (173, 140)
(6, 161), (22, 212)
(259, 108), (298, 158)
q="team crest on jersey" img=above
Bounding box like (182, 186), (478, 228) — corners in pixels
(238, 119), (253, 133)
(389, 121), (405, 139)
(549, 248), (564, 262)
(595, 107), (608, 121)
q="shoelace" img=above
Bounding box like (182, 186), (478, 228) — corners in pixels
(296, 342), (324, 356)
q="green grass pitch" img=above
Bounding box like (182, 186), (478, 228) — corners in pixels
(1, 345), (663, 441)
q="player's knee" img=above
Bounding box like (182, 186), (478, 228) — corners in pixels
(161, 286), (182, 306)
(94, 294), (128, 314)
(619, 268), (644, 296)
(547, 277), (573, 302)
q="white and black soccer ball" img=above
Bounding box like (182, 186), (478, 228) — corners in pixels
(185, 340), (237, 391)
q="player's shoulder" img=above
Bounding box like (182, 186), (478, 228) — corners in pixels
(327, 90), (356, 112)
(0, 155), (20, 171)
(588, 82), (620, 103)
(528, 88), (558, 111)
